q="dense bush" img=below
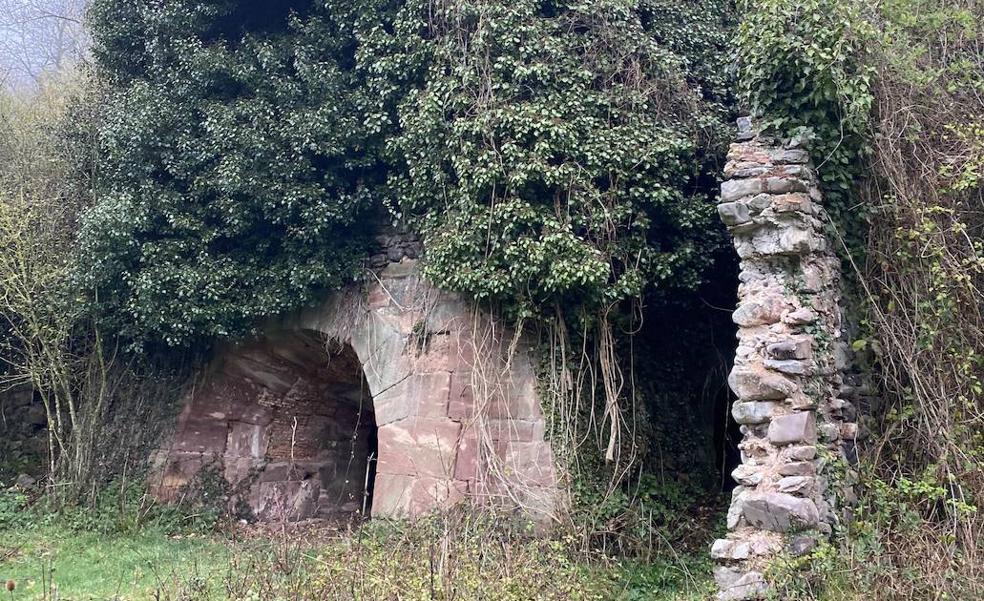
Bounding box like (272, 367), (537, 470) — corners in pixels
(736, 0), (873, 242)
(82, 0), (736, 347)
(364, 0), (734, 312)
(83, 0), (386, 347)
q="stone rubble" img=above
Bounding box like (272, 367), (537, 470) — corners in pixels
(712, 122), (859, 599)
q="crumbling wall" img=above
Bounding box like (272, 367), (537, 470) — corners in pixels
(151, 229), (559, 522)
(711, 119), (859, 600)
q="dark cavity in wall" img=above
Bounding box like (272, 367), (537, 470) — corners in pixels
(159, 330), (379, 521)
(635, 244), (741, 496)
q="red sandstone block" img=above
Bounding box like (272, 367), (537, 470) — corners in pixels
(172, 418), (230, 455)
(412, 372), (453, 417)
(413, 332), (475, 373)
(376, 417), (462, 479)
(226, 421), (267, 458)
(499, 441), (557, 488)
(371, 473), (468, 518)
(447, 372), (475, 419)
(485, 418), (545, 442)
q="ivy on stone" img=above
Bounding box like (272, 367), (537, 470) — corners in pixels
(82, 0), (384, 348)
(363, 0), (735, 313)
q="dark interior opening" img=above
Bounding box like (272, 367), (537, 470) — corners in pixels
(220, 331), (378, 519)
(635, 245), (741, 496)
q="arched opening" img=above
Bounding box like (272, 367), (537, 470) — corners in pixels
(165, 329), (378, 521)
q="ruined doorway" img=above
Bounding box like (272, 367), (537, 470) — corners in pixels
(154, 258), (560, 521)
(157, 330), (378, 521)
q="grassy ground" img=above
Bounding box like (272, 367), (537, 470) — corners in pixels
(0, 518), (715, 601)
(0, 526), (231, 600)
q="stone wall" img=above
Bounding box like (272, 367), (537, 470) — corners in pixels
(0, 385), (46, 484)
(711, 120), (859, 600)
(151, 229), (559, 521)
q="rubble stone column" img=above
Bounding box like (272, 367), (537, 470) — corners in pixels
(711, 119), (859, 600)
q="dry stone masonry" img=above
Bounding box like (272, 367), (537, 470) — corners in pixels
(150, 228), (559, 522)
(712, 119), (859, 600)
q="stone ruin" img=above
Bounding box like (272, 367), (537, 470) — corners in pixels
(149, 230), (559, 521)
(137, 119), (865, 595)
(711, 119), (861, 600)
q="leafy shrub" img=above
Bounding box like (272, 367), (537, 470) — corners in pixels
(736, 0), (873, 243)
(83, 0), (385, 348)
(364, 0), (735, 313)
(83, 0), (737, 348)
(0, 489), (29, 530)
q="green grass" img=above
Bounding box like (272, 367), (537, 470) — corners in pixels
(0, 517), (715, 600)
(0, 526), (230, 600)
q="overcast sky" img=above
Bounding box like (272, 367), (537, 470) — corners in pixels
(0, 0), (88, 90)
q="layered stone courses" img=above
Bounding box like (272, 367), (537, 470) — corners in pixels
(151, 231), (559, 522)
(712, 120), (859, 600)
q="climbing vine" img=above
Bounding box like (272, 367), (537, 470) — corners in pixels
(736, 0), (873, 246)
(364, 0), (734, 315)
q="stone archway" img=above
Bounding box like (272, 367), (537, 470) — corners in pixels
(151, 252), (560, 521)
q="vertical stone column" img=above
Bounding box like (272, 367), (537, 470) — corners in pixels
(711, 119), (858, 600)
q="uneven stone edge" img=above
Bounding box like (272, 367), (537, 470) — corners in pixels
(713, 118), (860, 600)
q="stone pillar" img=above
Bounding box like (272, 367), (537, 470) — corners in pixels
(711, 119), (858, 600)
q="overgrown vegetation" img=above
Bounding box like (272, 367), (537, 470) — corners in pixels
(3, 0), (982, 598)
(737, 0), (983, 598)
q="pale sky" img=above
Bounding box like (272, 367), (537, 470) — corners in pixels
(0, 0), (88, 90)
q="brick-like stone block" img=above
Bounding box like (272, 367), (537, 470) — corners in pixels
(728, 365), (798, 401)
(226, 421), (267, 458)
(256, 480), (320, 521)
(447, 372), (476, 419)
(742, 493), (819, 532)
(768, 412), (817, 446)
(732, 294), (790, 327)
(173, 418), (230, 455)
(371, 474), (468, 518)
(377, 417), (461, 479)
(731, 401), (779, 425)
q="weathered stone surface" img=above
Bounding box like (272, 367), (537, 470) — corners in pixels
(733, 295), (789, 327)
(711, 539), (751, 560)
(371, 474), (468, 518)
(763, 358), (809, 375)
(766, 176), (808, 194)
(786, 445), (817, 461)
(778, 461), (817, 477)
(783, 307), (817, 325)
(777, 476), (815, 495)
(768, 412), (817, 446)
(767, 338), (811, 361)
(226, 422), (266, 458)
(742, 493), (820, 532)
(731, 465), (764, 486)
(721, 178), (764, 203)
(719, 201), (752, 226)
(256, 480), (320, 521)
(728, 486), (750, 528)
(773, 149), (810, 164)
(731, 401), (779, 425)
(377, 417), (461, 479)
(717, 571), (767, 601)
(729, 366), (798, 401)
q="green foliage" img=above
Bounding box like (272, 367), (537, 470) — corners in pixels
(765, 466), (981, 600)
(736, 0), (873, 237)
(0, 489), (28, 530)
(83, 0), (384, 348)
(364, 0), (735, 314)
(82, 0), (737, 345)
